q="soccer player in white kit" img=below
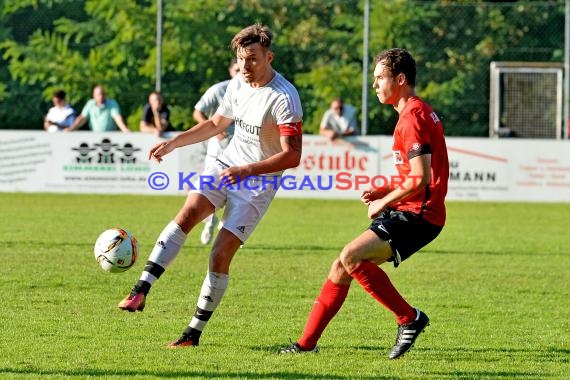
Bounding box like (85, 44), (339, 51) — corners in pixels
(193, 59), (240, 245)
(118, 24), (303, 348)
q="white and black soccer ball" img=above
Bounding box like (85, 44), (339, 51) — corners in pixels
(94, 228), (138, 273)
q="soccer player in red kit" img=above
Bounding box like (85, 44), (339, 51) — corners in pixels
(279, 48), (448, 359)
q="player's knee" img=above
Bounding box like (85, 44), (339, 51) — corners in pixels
(330, 258), (345, 276)
(329, 258), (352, 284)
(339, 244), (360, 273)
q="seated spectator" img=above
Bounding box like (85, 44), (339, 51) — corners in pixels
(44, 89), (76, 132)
(140, 91), (173, 136)
(66, 85), (130, 133)
(319, 98), (359, 140)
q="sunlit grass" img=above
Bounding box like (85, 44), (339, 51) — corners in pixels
(0, 193), (568, 379)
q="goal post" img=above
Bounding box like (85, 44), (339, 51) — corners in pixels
(489, 61), (564, 139)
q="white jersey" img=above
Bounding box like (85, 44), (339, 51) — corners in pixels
(217, 71), (302, 176)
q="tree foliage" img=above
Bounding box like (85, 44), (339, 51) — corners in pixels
(0, 0), (565, 135)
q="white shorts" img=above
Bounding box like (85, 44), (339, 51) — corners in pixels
(190, 160), (280, 242)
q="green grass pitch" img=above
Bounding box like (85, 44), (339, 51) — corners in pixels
(0, 193), (568, 379)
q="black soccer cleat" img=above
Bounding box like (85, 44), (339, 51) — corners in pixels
(388, 308), (430, 359)
(278, 341), (319, 354)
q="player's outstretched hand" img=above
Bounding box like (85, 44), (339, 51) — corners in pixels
(149, 140), (175, 163)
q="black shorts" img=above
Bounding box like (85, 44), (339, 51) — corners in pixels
(369, 209), (443, 268)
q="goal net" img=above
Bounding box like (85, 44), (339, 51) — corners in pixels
(489, 62), (563, 139)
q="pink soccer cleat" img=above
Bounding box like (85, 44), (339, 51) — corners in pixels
(117, 292), (146, 312)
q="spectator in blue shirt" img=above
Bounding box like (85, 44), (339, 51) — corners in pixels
(66, 85), (130, 133)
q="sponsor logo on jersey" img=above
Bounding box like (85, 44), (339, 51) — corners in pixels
(393, 150), (404, 165)
(235, 117), (261, 136)
(430, 111), (440, 123)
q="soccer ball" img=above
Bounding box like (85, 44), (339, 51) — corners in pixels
(94, 228), (138, 273)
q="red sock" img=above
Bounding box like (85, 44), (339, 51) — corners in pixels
(349, 261), (416, 325)
(297, 279), (349, 350)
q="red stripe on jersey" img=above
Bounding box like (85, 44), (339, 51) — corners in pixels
(279, 121), (303, 136)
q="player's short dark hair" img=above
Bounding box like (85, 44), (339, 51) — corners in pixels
(374, 48), (416, 87)
(231, 24), (273, 53)
(53, 89), (66, 100)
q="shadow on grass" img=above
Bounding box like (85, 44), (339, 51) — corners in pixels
(352, 345), (570, 366)
(426, 249), (559, 256)
(5, 240), (340, 253)
(352, 345), (568, 360)
(244, 244), (339, 252)
(250, 345), (562, 379)
(427, 370), (554, 378)
(0, 367), (381, 379)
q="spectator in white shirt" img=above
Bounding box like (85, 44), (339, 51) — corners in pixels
(44, 89), (76, 133)
(319, 97), (359, 140)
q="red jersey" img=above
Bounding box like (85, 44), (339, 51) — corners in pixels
(391, 96), (448, 226)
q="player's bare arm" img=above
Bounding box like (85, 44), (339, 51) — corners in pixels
(219, 134), (302, 183)
(149, 113), (233, 162)
(361, 158), (419, 204)
(368, 153), (431, 219)
(192, 109), (208, 124)
(193, 109), (228, 140)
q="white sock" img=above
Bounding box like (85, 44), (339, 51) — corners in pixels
(188, 272), (229, 332)
(139, 271), (158, 285)
(144, 221), (187, 278)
